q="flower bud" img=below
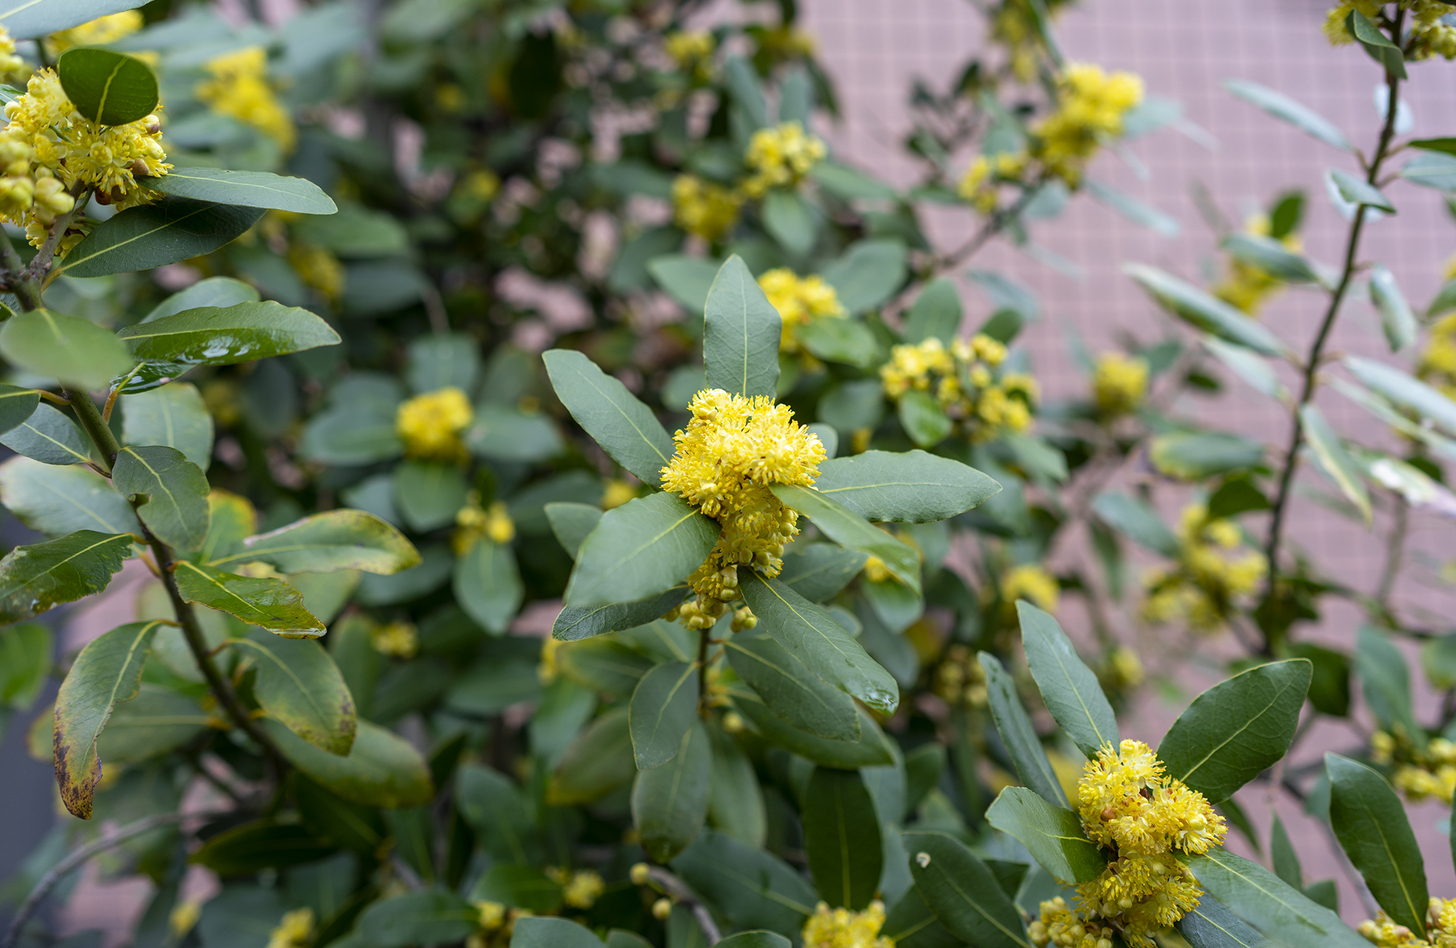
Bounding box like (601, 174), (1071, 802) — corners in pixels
(629, 863), (651, 886)
(651, 898), (672, 920)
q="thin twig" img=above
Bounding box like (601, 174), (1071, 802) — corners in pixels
(647, 867), (721, 945)
(1375, 497), (1408, 609)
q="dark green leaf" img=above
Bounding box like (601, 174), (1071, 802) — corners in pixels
(630, 660), (700, 769)
(730, 686), (894, 767)
(57, 48), (157, 126)
(145, 167), (336, 214)
(391, 461), (467, 532)
(772, 484), (921, 593)
(985, 788), (1104, 883)
(803, 767), (883, 909)
(512, 917), (605, 948)
(549, 706), (636, 805)
(457, 763), (539, 863)
(980, 652), (1066, 807)
(1271, 814), (1302, 886)
(116, 301), (339, 366)
(353, 889), (478, 948)
(0, 530), (132, 623)
(191, 822), (336, 875)
(816, 450), (1000, 523)
(265, 718), (433, 809)
(231, 630), (355, 756)
(1091, 492), (1179, 557)
(563, 492), (719, 610)
(557, 638), (653, 698)
(213, 510), (420, 575)
(293, 205), (408, 257)
(1356, 625), (1422, 746)
(704, 255), (781, 399)
(141, 276), (259, 324)
(546, 503), (602, 558)
(0, 457), (140, 536)
(0, 384), (38, 436)
(543, 349), (674, 487)
(552, 586), (690, 642)
(1019, 601), (1118, 758)
(897, 390), (953, 448)
(1185, 850), (1370, 948)
(0, 404), (90, 466)
(798, 318), (881, 369)
(903, 279), (962, 344)
(112, 445), (210, 552)
(763, 189), (819, 255)
(58, 198), (265, 279)
(726, 633), (859, 741)
(1150, 432), (1264, 480)
(454, 539), (523, 635)
(173, 561), (324, 637)
(707, 723), (766, 848)
(465, 404), (563, 462)
(1326, 753), (1428, 934)
(1300, 405), (1370, 525)
(810, 161), (898, 201)
(0, 621), (49, 709)
(1224, 79), (1352, 152)
(470, 865), (562, 913)
(1125, 264), (1286, 356)
(649, 255), (721, 311)
(1177, 895), (1277, 948)
(632, 718), (711, 862)
(778, 543), (866, 601)
(121, 382), (212, 470)
(903, 830), (1030, 948)
(822, 240), (907, 316)
(671, 830), (817, 932)
(0, 309), (133, 389)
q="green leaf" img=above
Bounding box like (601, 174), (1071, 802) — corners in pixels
(0, 384), (38, 436)
(191, 822), (337, 875)
(726, 633), (859, 741)
(121, 382), (212, 470)
(803, 767), (883, 909)
(730, 687), (894, 768)
(116, 301), (339, 366)
(673, 830), (817, 931)
(980, 652), (1066, 807)
(265, 717), (433, 809)
(715, 934), (789, 948)
(1345, 356), (1456, 435)
(1176, 895), (1277, 948)
(1356, 625), (1422, 745)
(389, 461), (465, 531)
(352, 889), (478, 948)
(52, 619), (160, 819)
(1326, 753), (1427, 934)
(0, 530), (132, 623)
(814, 450), (1000, 523)
(470, 865), (562, 913)
(1158, 660), (1311, 804)
(56, 48), (157, 126)
(512, 918), (605, 948)
(763, 189), (819, 255)
(454, 539), (523, 635)
(141, 276), (259, 324)
(211, 509), (419, 575)
(1203, 336), (1287, 400)
(231, 630), (355, 756)
(0, 621), (49, 709)
(457, 763), (539, 863)
(1220, 234), (1319, 283)
(798, 317), (881, 369)
(985, 788), (1104, 883)
(557, 638), (652, 699)
(822, 240), (907, 316)
(543, 349), (674, 487)
(112, 445), (210, 552)
(549, 706), (636, 805)
(546, 502), (602, 557)
(903, 830), (1031, 948)
(0, 309), (133, 390)
(772, 484), (921, 594)
(1086, 179), (1180, 236)
(903, 279), (962, 344)
(0, 0), (146, 39)
(1346, 10), (1406, 78)
(0, 404), (90, 466)
(649, 255), (721, 311)
(704, 255), (782, 399)
(1300, 405), (1371, 526)
(1185, 850), (1370, 948)
(58, 198), (265, 279)
(1125, 264), (1286, 356)
(810, 161), (899, 201)
(551, 586), (690, 642)
(293, 205), (408, 257)
(707, 723), (766, 847)
(465, 404), (563, 462)
(1367, 264), (1415, 351)
(740, 571), (898, 715)
(1019, 601), (1118, 758)
(632, 718), (711, 862)
(897, 390), (953, 447)
(145, 167), (336, 214)
(630, 660), (700, 770)
(1224, 79), (1352, 152)
(173, 561), (324, 637)
(1329, 169), (1395, 214)
(779, 543), (867, 601)
(0, 457), (140, 536)
(1150, 432), (1264, 480)
(563, 491), (719, 610)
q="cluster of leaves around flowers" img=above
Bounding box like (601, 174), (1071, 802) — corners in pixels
(4, 1), (1456, 948)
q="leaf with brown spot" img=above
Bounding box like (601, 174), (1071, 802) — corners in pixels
(173, 561), (324, 637)
(53, 620), (163, 819)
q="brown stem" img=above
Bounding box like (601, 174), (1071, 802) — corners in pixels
(1375, 497), (1408, 608)
(24, 193), (88, 288)
(0, 224), (41, 312)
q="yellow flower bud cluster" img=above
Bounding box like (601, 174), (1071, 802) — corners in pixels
(396, 386), (474, 463)
(665, 30), (715, 79)
(801, 900), (894, 948)
(1002, 563), (1060, 614)
(287, 243), (345, 303)
(1092, 352), (1148, 417)
(659, 389), (825, 614)
(880, 335), (1037, 442)
(758, 268), (846, 353)
(0, 26), (27, 86)
(265, 908), (314, 948)
(1141, 504), (1266, 635)
(743, 121), (827, 198)
(672, 174), (742, 242)
(371, 620), (419, 658)
(1029, 896), (1116, 948)
(958, 151), (1028, 214)
(1099, 645), (1145, 693)
(546, 867), (605, 909)
(757, 25), (818, 63)
(933, 643), (988, 708)
(467, 900), (535, 947)
(1055, 740), (1226, 948)
(1419, 314), (1456, 401)
(1358, 897), (1456, 947)
(454, 495), (516, 554)
(1325, 2), (1456, 60)
(1213, 214), (1302, 315)
(601, 479), (639, 510)
(990, 0), (1071, 82)
(48, 11), (144, 52)
(1373, 730), (1456, 805)
(196, 47), (296, 152)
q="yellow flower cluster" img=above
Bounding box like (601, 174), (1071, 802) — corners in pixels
(1213, 213), (1302, 315)
(468, 900), (535, 947)
(454, 496), (515, 554)
(546, 867), (605, 909)
(1325, 2), (1456, 59)
(672, 174), (742, 242)
(1141, 504), (1266, 635)
(1100, 645), (1145, 693)
(990, 0), (1071, 81)
(1359, 898), (1456, 948)
(396, 387), (473, 463)
(880, 336), (1037, 442)
(265, 909), (314, 948)
(601, 479), (638, 510)
(958, 152), (1028, 214)
(48, 11), (144, 52)
(0, 28), (25, 86)
(1003, 563), (1060, 614)
(539, 637), (562, 685)
(758, 268), (845, 353)
(933, 643), (988, 708)
(1419, 314), (1456, 401)
(1092, 352), (1148, 417)
(371, 620), (418, 659)
(801, 900), (894, 948)
(1373, 731), (1456, 805)
(0, 67), (169, 249)
(1029, 896), (1117, 948)
(196, 47), (296, 152)
(660, 389), (825, 611)
(743, 121), (827, 198)
(665, 30), (715, 77)
(757, 25), (818, 63)
(1034, 64), (1143, 186)
(288, 243), (344, 302)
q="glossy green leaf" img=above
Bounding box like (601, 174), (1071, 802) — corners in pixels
(1327, 753), (1428, 934)
(57, 48), (157, 126)
(352, 889), (478, 947)
(1185, 850), (1370, 948)
(0, 384), (38, 436)
(980, 652), (1066, 807)
(142, 276), (259, 324)
(822, 239), (907, 316)
(704, 255), (781, 399)
(904, 830), (1031, 948)
(545, 502), (602, 557)
(772, 484), (921, 594)
(454, 539), (523, 635)
(1345, 356), (1456, 434)
(730, 686), (894, 768)
(1224, 79), (1352, 152)
(173, 561), (324, 637)
(814, 450), (1000, 523)
(512, 917), (605, 948)
(543, 349), (674, 487)
(897, 390), (953, 448)
(629, 660), (699, 769)
(1176, 895), (1277, 948)
(563, 491), (719, 610)
(672, 830), (817, 932)
(112, 445), (210, 552)
(707, 723), (766, 847)
(0, 457), (140, 536)
(145, 167), (336, 214)
(231, 631), (355, 756)
(0, 404), (90, 466)
(1125, 264), (1286, 356)
(1159, 660), (1311, 804)
(1300, 405), (1370, 526)
(121, 382), (213, 470)
(191, 822), (337, 875)
(116, 301), (339, 366)
(804, 767), (883, 909)
(1090, 491), (1179, 557)
(740, 571), (898, 715)
(549, 706), (637, 805)
(0, 309), (133, 390)
(1019, 601), (1118, 758)
(0, 621), (50, 709)
(58, 198), (265, 279)
(726, 633), (859, 741)
(0, 530), (132, 623)
(632, 718), (711, 862)
(985, 788), (1104, 883)
(264, 717), (433, 809)
(211, 509), (419, 575)
(551, 586), (690, 642)
(1221, 233), (1319, 283)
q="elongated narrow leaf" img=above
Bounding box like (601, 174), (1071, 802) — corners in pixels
(116, 301), (340, 366)
(1221, 234), (1319, 283)
(112, 445), (210, 552)
(1019, 602), (1118, 758)
(0, 404), (90, 466)
(707, 723), (766, 848)
(546, 503), (603, 557)
(57, 48), (157, 126)
(629, 661), (699, 770)
(1086, 179), (1179, 236)
(1090, 491), (1179, 557)
(264, 718), (433, 809)
(1185, 850), (1370, 948)
(213, 509), (419, 574)
(0, 457), (141, 536)
(145, 168), (337, 214)
(543, 349), (675, 487)
(980, 652), (1066, 807)
(813, 451), (1000, 523)
(0, 622), (50, 709)
(1125, 264), (1286, 356)
(1346, 356), (1456, 434)
(1158, 660), (1311, 804)
(904, 830), (1030, 948)
(232, 631), (356, 756)
(552, 586), (690, 642)
(0, 309), (133, 389)
(173, 561), (324, 637)
(673, 830), (817, 932)
(772, 484), (920, 594)
(1224, 80), (1352, 152)
(740, 571), (898, 715)
(1326, 753), (1427, 934)
(58, 198), (265, 279)
(0, 0), (147, 39)
(704, 255), (781, 398)
(1357, 625), (1422, 744)
(52, 620), (161, 819)
(985, 788), (1104, 883)
(803, 768), (883, 910)
(730, 687), (894, 768)
(1368, 264), (1415, 351)
(1329, 169), (1395, 213)
(563, 492), (719, 610)
(1177, 895), (1277, 948)
(0, 530), (132, 623)
(1299, 405), (1370, 526)
(725, 633), (859, 741)
(632, 718), (711, 862)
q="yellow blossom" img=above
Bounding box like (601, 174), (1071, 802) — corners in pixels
(1378, 730), (1456, 806)
(672, 174), (741, 241)
(660, 389), (825, 613)
(1141, 504), (1266, 635)
(1420, 313), (1456, 401)
(758, 268), (845, 352)
(1003, 563), (1059, 614)
(743, 121), (826, 198)
(801, 900), (894, 948)
(1029, 896), (1116, 948)
(959, 152), (1026, 213)
(1092, 352), (1148, 416)
(1032, 63), (1143, 187)
(665, 30), (715, 78)
(1212, 213), (1302, 315)
(288, 243), (344, 302)
(266, 908), (314, 948)
(561, 869), (605, 909)
(169, 900), (201, 937)
(933, 643), (988, 708)
(196, 47), (296, 152)
(371, 620), (418, 658)
(475, 900), (507, 930)
(1326, 2), (1456, 59)
(396, 387), (473, 463)
(48, 12), (144, 52)
(539, 636), (561, 684)
(880, 336), (1034, 442)
(0, 27), (26, 85)
(1359, 897), (1456, 948)
(601, 479), (638, 509)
